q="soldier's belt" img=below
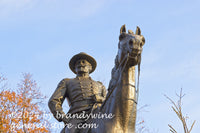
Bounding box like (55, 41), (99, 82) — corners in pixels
(69, 99), (103, 107)
(69, 99), (94, 106)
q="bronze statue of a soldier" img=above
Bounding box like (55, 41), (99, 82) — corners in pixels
(48, 52), (107, 133)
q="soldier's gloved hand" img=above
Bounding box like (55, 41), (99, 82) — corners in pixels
(92, 95), (103, 103)
(62, 115), (70, 124)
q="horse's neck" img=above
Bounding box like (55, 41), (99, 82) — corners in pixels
(120, 66), (136, 88)
(112, 65), (137, 132)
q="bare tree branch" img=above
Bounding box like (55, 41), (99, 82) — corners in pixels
(165, 88), (196, 133)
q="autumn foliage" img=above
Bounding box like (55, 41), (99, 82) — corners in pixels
(0, 73), (50, 133)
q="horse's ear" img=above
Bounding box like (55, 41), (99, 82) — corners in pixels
(136, 26), (141, 35)
(120, 24), (126, 34)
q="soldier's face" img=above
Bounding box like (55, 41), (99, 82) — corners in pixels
(75, 59), (92, 74)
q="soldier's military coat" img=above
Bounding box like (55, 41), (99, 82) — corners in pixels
(48, 76), (107, 123)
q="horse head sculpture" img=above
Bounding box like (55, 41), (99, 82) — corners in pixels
(117, 25), (145, 68)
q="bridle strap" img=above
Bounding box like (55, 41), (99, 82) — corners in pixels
(127, 54), (141, 103)
(100, 53), (129, 110)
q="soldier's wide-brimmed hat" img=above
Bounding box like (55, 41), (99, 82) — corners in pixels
(69, 52), (97, 74)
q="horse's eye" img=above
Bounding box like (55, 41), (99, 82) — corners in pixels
(140, 42), (143, 47)
(142, 37), (145, 44)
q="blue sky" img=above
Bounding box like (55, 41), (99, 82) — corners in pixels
(0, 0), (200, 132)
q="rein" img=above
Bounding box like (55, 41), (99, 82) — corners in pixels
(128, 54), (141, 103)
(100, 53), (141, 110)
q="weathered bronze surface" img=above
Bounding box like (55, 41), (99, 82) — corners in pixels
(48, 52), (107, 133)
(48, 25), (145, 133)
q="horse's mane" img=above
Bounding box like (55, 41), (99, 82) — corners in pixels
(107, 54), (119, 90)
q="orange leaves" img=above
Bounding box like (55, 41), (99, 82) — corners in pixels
(0, 90), (17, 132)
(2, 91), (16, 102)
(0, 73), (50, 133)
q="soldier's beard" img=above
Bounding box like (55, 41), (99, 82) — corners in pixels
(76, 67), (90, 77)
(77, 66), (87, 72)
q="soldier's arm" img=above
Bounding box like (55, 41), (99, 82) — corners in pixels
(48, 78), (69, 122)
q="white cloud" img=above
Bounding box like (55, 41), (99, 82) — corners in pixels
(0, 0), (36, 17)
(0, 0), (109, 19)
